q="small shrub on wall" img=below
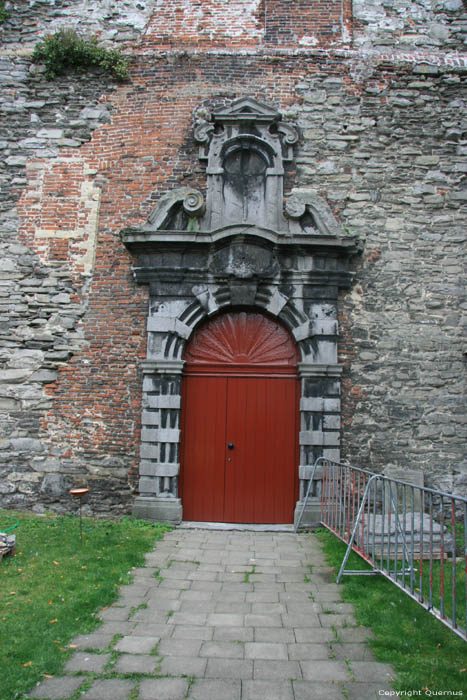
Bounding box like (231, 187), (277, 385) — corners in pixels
(32, 28), (130, 81)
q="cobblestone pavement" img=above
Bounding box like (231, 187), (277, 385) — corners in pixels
(28, 528), (394, 700)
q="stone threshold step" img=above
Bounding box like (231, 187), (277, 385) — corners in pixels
(179, 522), (296, 532)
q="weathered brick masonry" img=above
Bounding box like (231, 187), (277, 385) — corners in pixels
(0, 0), (466, 516)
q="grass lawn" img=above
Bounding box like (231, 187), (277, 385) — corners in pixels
(0, 511), (170, 700)
(317, 527), (467, 695)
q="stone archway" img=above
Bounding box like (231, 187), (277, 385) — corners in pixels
(121, 98), (358, 525)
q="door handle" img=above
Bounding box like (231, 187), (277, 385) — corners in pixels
(227, 443), (235, 450)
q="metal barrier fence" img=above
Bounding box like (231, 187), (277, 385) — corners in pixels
(296, 458), (467, 642)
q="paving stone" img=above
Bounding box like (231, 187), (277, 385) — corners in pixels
(300, 659), (349, 681)
(245, 591), (279, 603)
(158, 638), (202, 656)
(244, 613), (282, 627)
(253, 659), (302, 680)
(187, 679), (241, 700)
(159, 655), (207, 676)
(171, 612), (208, 626)
(281, 612), (321, 627)
(64, 652), (110, 673)
(179, 600), (217, 613)
(244, 642), (288, 660)
(114, 635), (160, 654)
(172, 624), (214, 640)
(80, 679), (136, 700)
(191, 581), (222, 592)
(350, 661), (395, 683)
(200, 640), (245, 659)
(251, 602), (286, 614)
(288, 643), (331, 660)
(97, 622), (136, 636)
(206, 613), (244, 626)
(99, 606), (132, 621)
(205, 657), (253, 679)
(254, 627), (295, 643)
(213, 626), (254, 642)
(214, 601), (251, 613)
(139, 678), (189, 700)
(147, 588), (182, 601)
(293, 680), (344, 700)
(180, 590), (214, 601)
(131, 622), (175, 638)
(28, 676), (86, 699)
(241, 679), (294, 700)
(147, 598), (182, 611)
(70, 634), (115, 651)
(113, 653), (159, 674)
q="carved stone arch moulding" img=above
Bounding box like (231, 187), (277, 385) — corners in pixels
(121, 97), (359, 526)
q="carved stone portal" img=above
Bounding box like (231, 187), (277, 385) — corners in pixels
(121, 98), (358, 526)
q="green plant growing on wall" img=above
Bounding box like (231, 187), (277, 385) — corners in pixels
(32, 28), (130, 81)
(0, 0), (9, 23)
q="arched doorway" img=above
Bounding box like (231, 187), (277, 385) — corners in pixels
(180, 310), (300, 523)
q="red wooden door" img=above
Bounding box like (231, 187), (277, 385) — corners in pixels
(180, 312), (299, 524)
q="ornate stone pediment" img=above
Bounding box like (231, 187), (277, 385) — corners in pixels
(122, 98), (351, 245)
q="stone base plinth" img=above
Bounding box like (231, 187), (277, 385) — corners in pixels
(294, 498), (322, 529)
(132, 496), (182, 524)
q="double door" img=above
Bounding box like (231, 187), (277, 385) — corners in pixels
(181, 373), (298, 523)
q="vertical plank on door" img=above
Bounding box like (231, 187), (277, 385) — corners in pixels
(180, 375), (227, 521)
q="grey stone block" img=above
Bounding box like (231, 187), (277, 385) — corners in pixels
(139, 678), (189, 700)
(293, 680), (344, 700)
(187, 679), (241, 700)
(132, 496), (182, 524)
(28, 676), (86, 699)
(206, 613), (244, 627)
(113, 653), (159, 674)
(244, 614), (282, 627)
(253, 659), (302, 680)
(172, 625), (214, 640)
(159, 655), (207, 676)
(350, 661), (395, 683)
(70, 633), (115, 651)
(64, 652), (110, 673)
(158, 638), (202, 656)
(205, 657), (253, 679)
(212, 626), (254, 642)
(199, 641), (245, 659)
(288, 643), (331, 660)
(254, 627), (295, 643)
(244, 642), (288, 660)
(80, 679), (136, 700)
(114, 635), (160, 654)
(242, 680), (294, 700)
(300, 659), (349, 681)
(131, 622), (174, 638)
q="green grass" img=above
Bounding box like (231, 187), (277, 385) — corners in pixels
(317, 528), (467, 694)
(0, 511), (170, 700)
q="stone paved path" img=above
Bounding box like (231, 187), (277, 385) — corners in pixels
(28, 529), (394, 700)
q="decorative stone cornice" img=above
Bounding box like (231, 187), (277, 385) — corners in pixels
(140, 360), (185, 375)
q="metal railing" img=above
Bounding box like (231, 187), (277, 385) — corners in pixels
(296, 458), (467, 642)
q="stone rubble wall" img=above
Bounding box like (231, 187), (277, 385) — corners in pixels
(0, 1), (466, 514)
(353, 0), (467, 53)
